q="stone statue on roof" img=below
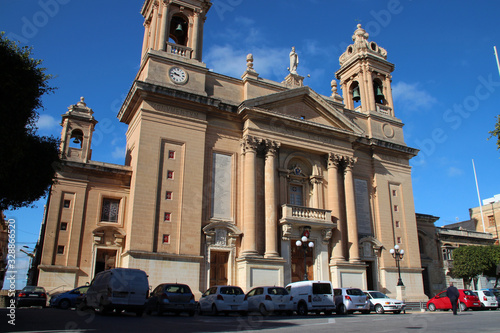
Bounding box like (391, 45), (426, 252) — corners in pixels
(289, 46), (299, 74)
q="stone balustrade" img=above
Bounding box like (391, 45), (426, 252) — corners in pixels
(166, 42), (193, 58)
(281, 204), (332, 224)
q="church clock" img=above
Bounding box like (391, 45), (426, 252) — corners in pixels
(169, 67), (188, 84)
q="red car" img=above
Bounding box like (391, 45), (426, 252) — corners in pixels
(427, 289), (480, 312)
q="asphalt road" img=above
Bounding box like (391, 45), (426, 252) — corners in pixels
(1, 307), (499, 333)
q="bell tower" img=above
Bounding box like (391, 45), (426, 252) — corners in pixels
(140, 0), (212, 63)
(60, 97), (97, 163)
(336, 24), (396, 116)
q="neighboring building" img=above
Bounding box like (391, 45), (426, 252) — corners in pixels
(469, 194), (500, 243)
(417, 213), (496, 297)
(37, 1), (426, 301)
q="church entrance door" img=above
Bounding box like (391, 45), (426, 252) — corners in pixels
(210, 251), (228, 287)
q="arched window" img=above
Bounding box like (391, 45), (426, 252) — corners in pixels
(169, 15), (188, 46)
(69, 129), (84, 149)
(373, 79), (385, 105)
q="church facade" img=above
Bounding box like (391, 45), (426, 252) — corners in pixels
(38, 0), (426, 301)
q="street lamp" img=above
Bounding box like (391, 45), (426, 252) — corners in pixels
(296, 228), (314, 281)
(389, 245), (405, 286)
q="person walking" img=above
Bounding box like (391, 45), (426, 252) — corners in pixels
(447, 282), (460, 315)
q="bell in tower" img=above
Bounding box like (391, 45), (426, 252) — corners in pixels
(140, 0), (212, 63)
(335, 24), (395, 116)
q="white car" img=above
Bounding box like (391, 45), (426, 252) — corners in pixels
(198, 285), (247, 315)
(364, 290), (405, 314)
(245, 286), (293, 315)
(286, 280), (336, 315)
(473, 290), (498, 309)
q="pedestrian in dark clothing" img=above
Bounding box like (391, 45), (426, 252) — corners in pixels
(447, 282), (460, 315)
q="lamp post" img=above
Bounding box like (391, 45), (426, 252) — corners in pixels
(389, 245), (405, 286)
(295, 228), (314, 281)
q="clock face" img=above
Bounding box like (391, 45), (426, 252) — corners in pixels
(169, 67), (188, 84)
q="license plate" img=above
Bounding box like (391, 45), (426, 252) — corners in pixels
(357, 305), (364, 308)
(474, 303), (479, 305)
(29, 295), (39, 297)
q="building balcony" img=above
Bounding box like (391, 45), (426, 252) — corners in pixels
(166, 42), (193, 59)
(280, 204), (334, 228)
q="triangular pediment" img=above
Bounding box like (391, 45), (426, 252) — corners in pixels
(240, 86), (363, 135)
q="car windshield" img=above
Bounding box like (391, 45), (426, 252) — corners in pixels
(482, 291), (493, 296)
(165, 285), (191, 293)
(312, 283), (332, 294)
(462, 290), (475, 296)
(369, 291), (389, 299)
(268, 287), (288, 295)
(346, 289), (364, 296)
(23, 286), (45, 293)
(220, 287), (243, 295)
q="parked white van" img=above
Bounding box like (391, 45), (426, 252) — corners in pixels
(85, 268), (149, 316)
(285, 280), (336, 315)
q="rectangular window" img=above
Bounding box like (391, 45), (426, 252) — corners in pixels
(164, 212), (171, 222)
(392, 190), (397, 196)
(166, 191), (173, 200)
(394, 205), (399, 212)
(168, 150), (175, 159)
(162, 234), (170, 244)
(395, 221), (400, 228)
(60, 222), (68, 231)
(396, 237), (402, 244)
(63, 200), (71, 208)
(289, 185), (303, 206)
(101, 198), (120, 222)
(167, 170), (174, 179)
(488, 215), (495, 227)
(57, 245), (65, 254)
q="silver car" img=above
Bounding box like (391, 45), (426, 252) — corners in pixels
(246, 286), (293, 315)
(334, 288), (370, 315)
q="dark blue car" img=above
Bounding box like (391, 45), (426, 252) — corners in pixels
(49, 286), (89, 309)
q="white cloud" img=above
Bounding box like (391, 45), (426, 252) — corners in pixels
(37, 114), (59, 131)
(392, 81), (437, 111)
(447, 166), (464, 177)
(204, 44), (289, 80)
(111, 146), (125, 160)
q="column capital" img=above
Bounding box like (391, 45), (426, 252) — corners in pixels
(264, 139), (281, 156)
(241, 135), (261, 154)
(327, 153), (344, 169)
(345, 156), (357, 170)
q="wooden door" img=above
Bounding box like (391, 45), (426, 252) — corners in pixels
(291, 241), (314, 282)
(210, 251), (228, 287)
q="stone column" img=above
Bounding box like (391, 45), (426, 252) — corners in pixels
(264, 140), (280, 258)
(344, 156), (361, 262)
(192, 9), (201, 60)
(149, 4), (158, 51)
(241, 136), (260, 257)
(158, 0), (170, 51)
(366, 68), (376, 111)
(141, 20), (151, 58)
(328, 153), (345, 262)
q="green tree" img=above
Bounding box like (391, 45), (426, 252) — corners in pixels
(490, 115), (500, 150)
(450, 245), (500, 288)
(0, 32), (60, 211)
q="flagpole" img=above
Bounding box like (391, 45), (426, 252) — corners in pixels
(494, 46), (500, 78)
(472, 159), (486, 232)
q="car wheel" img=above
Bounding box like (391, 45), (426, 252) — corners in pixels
(428, 303), (436, 312)
(337, 304), (347, 315)
(259, 304), (270, 316)
(59, 299), (71, 310)
(297, 302), (308, 316)
(459, 302), (467, 312)
(375, 304), (384, 314)
(211, 304), (218, 316)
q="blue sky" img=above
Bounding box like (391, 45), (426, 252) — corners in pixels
(1, 0), (500, 289)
